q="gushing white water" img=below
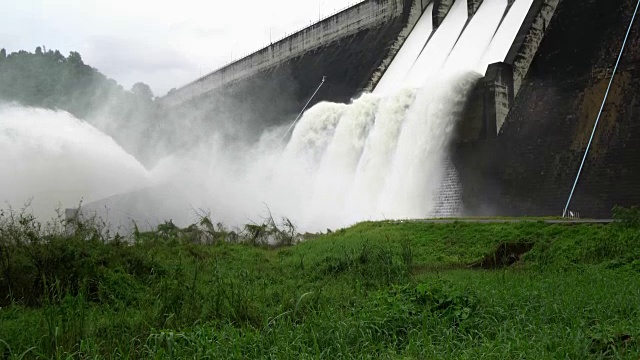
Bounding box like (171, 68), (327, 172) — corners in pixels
(305, 94), (379, 226)
(345, 88), (416, 222)
(376, 72), (480, 218)
(0, 105), (150, 219)
(284, 102), (348, 162)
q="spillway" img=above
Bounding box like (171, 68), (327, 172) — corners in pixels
(283, 0), (535, 229)
(480, 0), (535, 70)
(374, 2), (435, 95)
(405, 0), (470, 87)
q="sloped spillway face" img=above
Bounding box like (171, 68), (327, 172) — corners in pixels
(444, 0), (510, 74)
(375, 2), (435, 95)
(480, 0), (535, 69)
(0, 105), (150, 219)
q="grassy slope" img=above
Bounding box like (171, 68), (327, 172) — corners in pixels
(1, 220), (639, 359)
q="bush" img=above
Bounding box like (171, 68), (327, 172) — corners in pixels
(0, 209), (161, 307)
(613, 206), (640, 228)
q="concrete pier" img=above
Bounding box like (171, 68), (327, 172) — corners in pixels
(505, 0), (560, 95)
(483, 63), (514, 136)
(433, 0), (456, 28)
(468, 0), (484, 17)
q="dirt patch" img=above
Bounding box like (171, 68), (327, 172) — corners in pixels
(590, 333), (633, 357)
(468, 242), (535, 269)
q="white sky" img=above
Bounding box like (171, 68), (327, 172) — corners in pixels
(0, 0), (360, 96)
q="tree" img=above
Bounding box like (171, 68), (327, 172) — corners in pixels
(67, 51), (83, 66)
(35, 46), (43, 55)
(131, 82), (154, 100)
(52, 50), (65, 63)
(0, 48), (6, 61)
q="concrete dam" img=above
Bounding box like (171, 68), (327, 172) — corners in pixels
(152, 0), (639, 224)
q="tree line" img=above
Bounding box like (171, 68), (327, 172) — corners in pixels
(0, 47), (165, 163)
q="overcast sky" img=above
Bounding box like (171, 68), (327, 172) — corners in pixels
(1, 0), (359, 96)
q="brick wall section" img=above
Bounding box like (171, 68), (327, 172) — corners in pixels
(487, 0), (640, 217)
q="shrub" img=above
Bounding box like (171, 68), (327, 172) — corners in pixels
(0, 209), (161, 307)
(613, 206), (640, 228)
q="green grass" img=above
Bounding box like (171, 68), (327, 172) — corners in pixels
(0, 209), (639, 359)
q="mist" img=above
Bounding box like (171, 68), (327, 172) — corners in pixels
(0, 0), (535, 233)
(0, 105), (150, 219)
(0, 72), (479, 233)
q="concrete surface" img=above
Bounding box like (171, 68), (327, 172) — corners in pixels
(162, 0), (414, 108)
(433, 0), (456, 28)
(466, 0), (640, 218)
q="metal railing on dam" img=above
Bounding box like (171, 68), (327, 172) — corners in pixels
(161, 0), (414, 108)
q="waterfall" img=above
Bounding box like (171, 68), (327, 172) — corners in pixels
(284, 0), (534, 230)
(345, 88), (416, 222)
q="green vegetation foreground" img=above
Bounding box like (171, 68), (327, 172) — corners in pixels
(1, 209), (640, 359)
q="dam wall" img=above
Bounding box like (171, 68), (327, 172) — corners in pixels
(162, 0), (419, 109)
(462, 0), (640, 218)
(158, 0), (640, 219)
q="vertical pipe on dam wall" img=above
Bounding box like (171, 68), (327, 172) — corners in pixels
(433, 0), (456, 28)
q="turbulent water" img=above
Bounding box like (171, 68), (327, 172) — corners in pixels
(278, 0), (531, 229)
(1, 0), (534, 231)
(0, 106), (150, 219)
